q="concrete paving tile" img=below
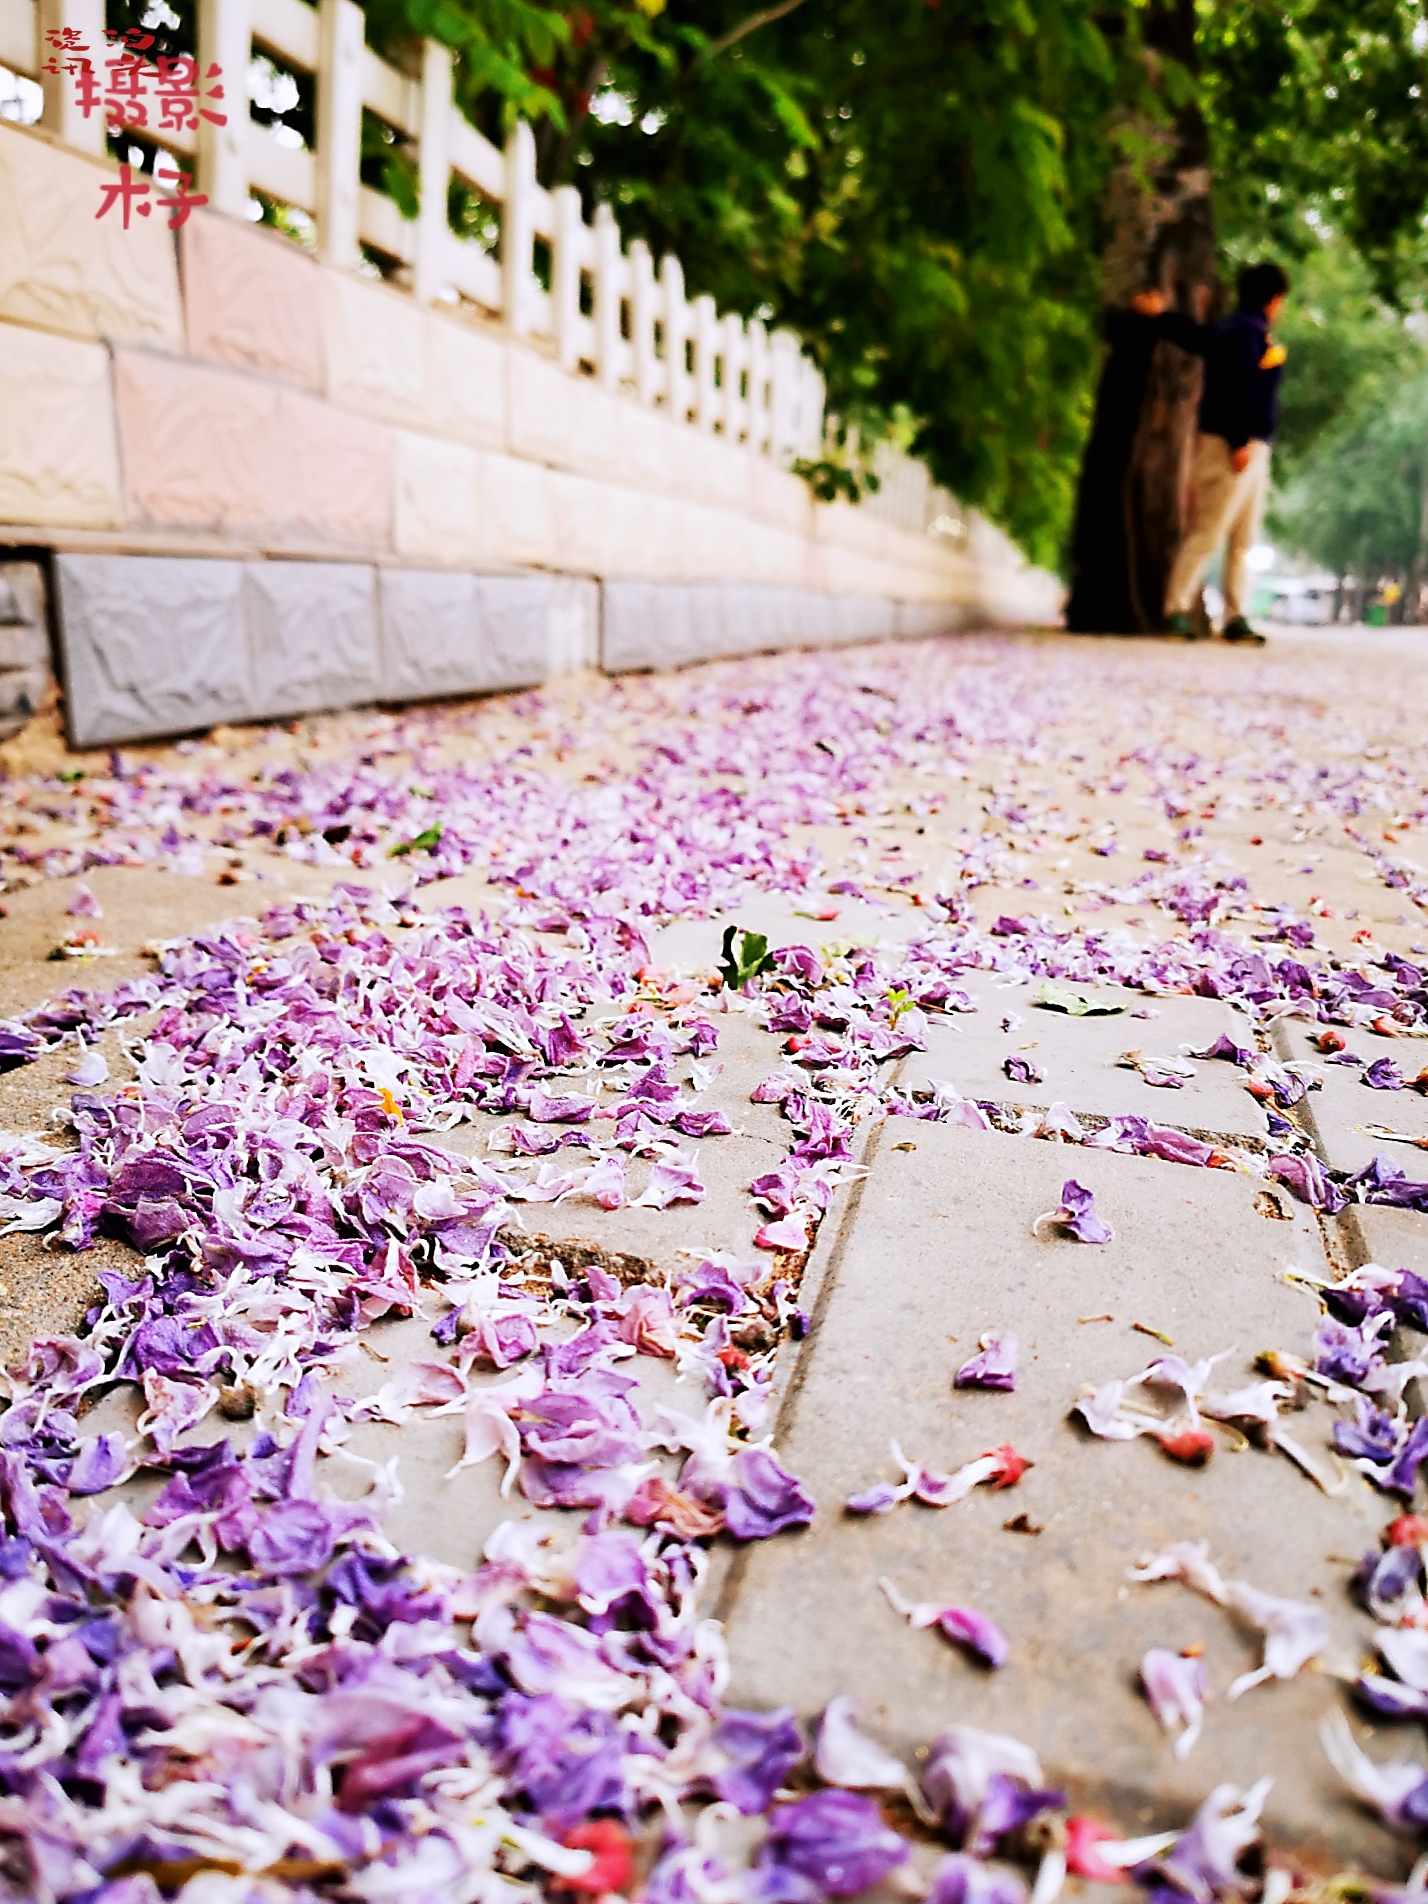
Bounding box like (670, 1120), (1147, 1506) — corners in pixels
(718, 1120), (1398, 1870)
(81, 1315), (702, 1577)
(329, 1315), (697, 1572)
(899, 980), (1271, 1138)
(649, 893), (926, 975)
(1353, 1204), (1428, 1274)
(427, 1009), (808, 1278)
(1277, 1021), (1428, 1175)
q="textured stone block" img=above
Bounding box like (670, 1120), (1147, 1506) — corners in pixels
(55, 553), (250, 745)
(322, 272), (429, 428)
(379, 568), (557, 700)
(604, 581), (896, 670)
(0, 125), (183, 347)
(506, 347), (575, 468)
(280, 390), (391, 549)
(895, 599), (964, 638)
(182, 212), (324, 388)
(116, 351), (283, 532)
(0, 558), (52, 738)
(475, 451), (554, 568)
(379, 568), (479, 700)
(602, 580), (686, 673)
(245, 562), (380, 719)
(116, 352), (390, 548)
(426, 314), (506, 450)
(544, 577), (600, 675)
(0, 324), (123, 529)
(392, 432), (484, 565)
(475, 575), (557, 687)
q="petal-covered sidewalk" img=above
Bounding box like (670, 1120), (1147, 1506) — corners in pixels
(0, 627), (1426, 1902)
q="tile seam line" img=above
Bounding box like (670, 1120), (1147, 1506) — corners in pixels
(712, 1082), (895, 1626)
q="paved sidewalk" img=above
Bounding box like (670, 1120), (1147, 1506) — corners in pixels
(2, 628), (1428, 1898)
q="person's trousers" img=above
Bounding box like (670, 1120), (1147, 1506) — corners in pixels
(1164, 433), (1270, 621)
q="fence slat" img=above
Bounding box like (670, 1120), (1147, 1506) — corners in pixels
(19, 0), (831, 464)
(413, 36), (451, 304)
(37, 0), (103, 153)
(316, 0), (362, 266)
(198, 0), (251, 213)
(251, 0), (317, 71)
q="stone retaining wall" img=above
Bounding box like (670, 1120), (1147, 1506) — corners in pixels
(0, 119), (1061, 743)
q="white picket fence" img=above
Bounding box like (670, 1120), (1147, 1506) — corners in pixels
(0, 0), (827, 461)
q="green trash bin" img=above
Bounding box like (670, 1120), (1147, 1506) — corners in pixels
(1367, 603), (1388, 626)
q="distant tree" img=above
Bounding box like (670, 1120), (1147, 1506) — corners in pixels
(1269, 237), (1428, 611)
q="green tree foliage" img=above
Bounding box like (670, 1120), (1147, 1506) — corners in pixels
(1268, 230), (1428, 586)
(356, 0), (1428, 570)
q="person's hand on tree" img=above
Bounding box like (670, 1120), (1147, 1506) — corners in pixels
(1129, 290), (1166, 316)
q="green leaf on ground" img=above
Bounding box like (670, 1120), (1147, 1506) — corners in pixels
(1031, 978), (1124, 1016)
(719, 926), (775, 991)
(389, 824), (444, 857)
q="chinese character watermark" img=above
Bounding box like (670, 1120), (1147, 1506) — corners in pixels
(39, 26), (227, 226)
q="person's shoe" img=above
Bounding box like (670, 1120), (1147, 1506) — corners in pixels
(1164, 612), (1201, 639)
(1221, 616), (1266, 646)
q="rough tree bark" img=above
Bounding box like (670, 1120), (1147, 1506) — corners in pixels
(1065, 0), (1219, 633)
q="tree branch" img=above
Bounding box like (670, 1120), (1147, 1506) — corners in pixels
(702, 0), (812, 62)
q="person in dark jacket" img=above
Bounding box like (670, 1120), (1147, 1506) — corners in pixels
(1151, 261), (1289, 643)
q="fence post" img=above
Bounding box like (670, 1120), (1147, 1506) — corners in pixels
(592, 202), (622, 393)
(38, 0), (106, 154)
(692, 294), (718, 432)
(629, 239), (658, 405)
(746, 318), (770, 454)
(197, 0), (250, 215)
(550, 184), (584, 372)
(721, 311), (745, 441)
(799, 363), (827, 455)
(501, 119), (538, 337)
(316, 0), (363, 267)
(660, 253), (687, 422)
(413, 38), (452, 304)
(770, 328), (799, 462)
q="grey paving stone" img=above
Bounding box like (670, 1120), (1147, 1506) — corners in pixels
(379, 569), (485, 701)
(1278, 1021), (1428, 1175)
(245, 560), (382, 721)
(55, 553), (251, 745)
(719, 1120), (1396, 1868)
(378, 570), (584, 701)
(601, 581), (900, 672)
(900, 980), (1270, 1137)
(1354, 1204), (1428, 1273)
(896, 601), (969, 639)
(543, 576), (601, 676)
(80, 1313), (699, 1578)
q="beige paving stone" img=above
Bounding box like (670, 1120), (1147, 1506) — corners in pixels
(322, 269), (430, 428)
(0, 325), (123, 529)
(182, 211), (325, 388)
(393, 430), (485, 565)
(427, 310), (507, 449)
(115, 350), (285, 532)
(0, 123), (183, 348)
(280, 386), (392, 549)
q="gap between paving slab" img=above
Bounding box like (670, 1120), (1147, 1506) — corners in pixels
(714, 1118), (1401, 1875)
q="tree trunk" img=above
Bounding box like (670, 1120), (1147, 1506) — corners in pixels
(1065, 0), (1218, 633)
